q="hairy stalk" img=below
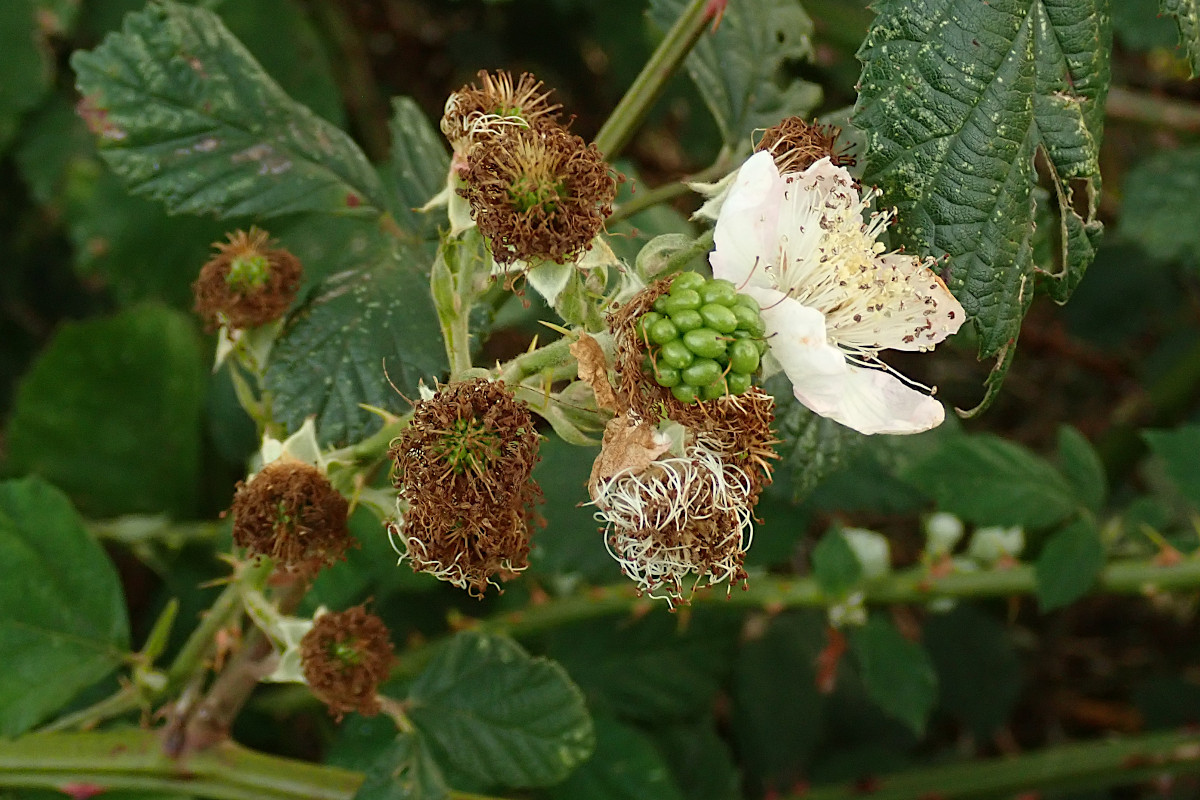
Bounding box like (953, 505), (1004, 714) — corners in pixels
(0, 729), (362, 800)
(497, 336), (578, 384)
(793, 728), (1200, 800)
(1106, 86), (1200, 132)
(37, 559), (275, 734)
(178, 574), (310, 755)
(593, 0), (714, 159)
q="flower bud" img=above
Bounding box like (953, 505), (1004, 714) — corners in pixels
(192, 227), (302, 332)
(300, 605), (394, 720)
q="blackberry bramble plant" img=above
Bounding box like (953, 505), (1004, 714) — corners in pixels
(8, 1), (1200, 799)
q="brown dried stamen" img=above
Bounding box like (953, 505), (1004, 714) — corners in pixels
(389, 379), (543, 596)
(755, 117), (855, 176)
(300, 605), (394, 720)
(230, 459), (353, 575)
(441, 70), (562, 152)
(460, 124), (616, 266)
(192, 227), (303, 332)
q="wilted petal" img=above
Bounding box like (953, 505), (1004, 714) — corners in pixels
(710, 151), (784, 291)
(760, 294), (945, 435)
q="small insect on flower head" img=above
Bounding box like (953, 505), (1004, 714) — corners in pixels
(300, 605), (395, 720)
(388, 378), (542, 597)
(230, 458), (353, 576)
(710, 150), (966, 435)
(460, 124), (616, 267)
(192, 227), (303, 332)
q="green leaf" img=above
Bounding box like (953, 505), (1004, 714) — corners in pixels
(732, 612), (826, 789)
(652, 720), (742, 800)
(406, 631), (594, 788)
(1115, 0), (1180, 50)
(16, 94), (229, 309)
(904, 434), (1078, 528)
(1035, 517), (1105, 611)
(356, 733), (449, 800)
(924, 605), (1022, 737)
(387, 97), (450, 238)
(0, 477), (130, 736)
(769, 374), (867, 502)
(546, 715), (684, 800)
(811, 528), (863, 598)
(263, 230), (446, 447)
(71, 2), (385, 218)
(1144, 425), (1200, 508)
(215, 0), (345, 127)
(648, 0), (822, 148)
(1057, 425), (1107, 514)
(0, 1), (76, 155)
(528, 436), (610, 582)
(1163, 0), (1200, 75)
(849, 616), (938, 736)
(4, 306), (205, 518)
(1118, 147), (1200, 272)
(545, 612), (737, 723)
(855, 0), (1109, 409)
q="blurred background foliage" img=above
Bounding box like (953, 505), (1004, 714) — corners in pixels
(5, 0), (1200, 798)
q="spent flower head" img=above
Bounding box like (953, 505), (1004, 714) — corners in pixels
(461, 123), (616, 266)
(192, 227), (302, 332)
(388, 378), (542, 596)
(441, 70), (562, 153)
(300, 605), (395, 720)
(230, 458), (353, 575)
(593, 435), (755, 607)
(710, 150), (965, 435)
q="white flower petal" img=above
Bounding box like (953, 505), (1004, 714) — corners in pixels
(760, 294), (945, 435)
(710, 151), (784, 291)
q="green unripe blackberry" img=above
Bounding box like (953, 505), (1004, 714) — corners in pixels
(636, 271), (768, 401)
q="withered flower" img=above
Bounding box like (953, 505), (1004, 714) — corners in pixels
(192, 227), (302, 332)
(388, 379), (542, 596)
(300, 605), (395, 720)
(441, 70), (562, 153)
(460, 124), (616, 266)
(230, 459), (352, 575)
(755, 116), (855, 176)
(593, 435), (755, 607)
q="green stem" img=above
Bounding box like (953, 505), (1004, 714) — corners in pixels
(0, 730), (362, 800)
(593, 0), (713, 159)
(793, 728), (1200, 800)
(393, 555), (1200, 679)
(328, 412), (414, 466)
(88, 516), (224, 549)
(167, 559), (274, 691)
(608, 151), (732, 226)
